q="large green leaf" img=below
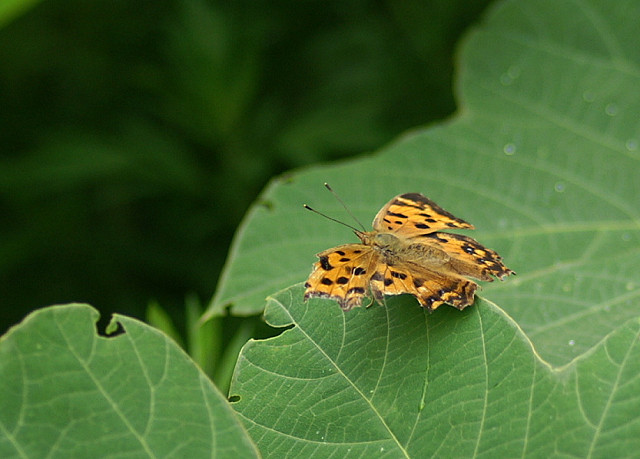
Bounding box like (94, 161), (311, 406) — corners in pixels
(230, 285), (640, 458)
(206, 0), (640, 367)
(0, 304), (258, 458)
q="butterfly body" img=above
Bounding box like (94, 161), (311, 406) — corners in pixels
(304, 193), (514, 312)
(357, 230), (450, 267)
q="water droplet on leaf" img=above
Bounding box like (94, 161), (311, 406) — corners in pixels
(503, 143), (516, 155)
(605, 103), (618, 116)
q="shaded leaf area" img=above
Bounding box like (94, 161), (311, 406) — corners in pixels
(207, 0), (640, 367)
(230, 285), (640, 458)
(0, 305), (258, 458)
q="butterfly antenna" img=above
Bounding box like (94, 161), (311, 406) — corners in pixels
(323, 183), (367, 231)
(303, 204), (361, 233)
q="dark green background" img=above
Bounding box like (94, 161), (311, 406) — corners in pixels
(0, 0), (491, 334)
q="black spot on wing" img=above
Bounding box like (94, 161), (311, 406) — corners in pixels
(336, 277), (349, 285)
(321, 278), (333, 286)
(335, 250), (345, 256)
(387, 211), (408, 219)
(320, 256), (334, 271)
(353, 267), (367, 275)
(371, 272), (384, 282)
(347, 287), (365, 295)
(390, 271), (407, 280)
(420, 233), (449, 243)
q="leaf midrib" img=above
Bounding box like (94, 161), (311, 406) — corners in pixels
(274, 297), (411, 458)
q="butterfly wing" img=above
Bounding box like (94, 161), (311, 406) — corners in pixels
(409, 232), (514, 281)
(372, 193), (474, 235)
(368, 260), (478, 311)
(373, 193), (513, 282)
(304, 244), (378, 311)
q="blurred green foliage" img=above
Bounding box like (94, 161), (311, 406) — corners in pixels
(0, 0), (491, 334)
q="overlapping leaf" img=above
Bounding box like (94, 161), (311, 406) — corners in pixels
(0, 305), (258, 458)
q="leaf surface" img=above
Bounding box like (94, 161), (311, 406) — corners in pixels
(230, 285), (640, 458)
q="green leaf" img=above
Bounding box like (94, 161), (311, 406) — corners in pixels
(230, 284), (640, 458)
(186, 295), (221, 380)
(0, 304), (258, 458)
(205, 0), (640, 368)
(145, 300), (184, 347)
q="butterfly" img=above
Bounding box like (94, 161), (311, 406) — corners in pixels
(304, 192), (514, 312)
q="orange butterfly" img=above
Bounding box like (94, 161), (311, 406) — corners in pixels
(304, 192), (514, 312)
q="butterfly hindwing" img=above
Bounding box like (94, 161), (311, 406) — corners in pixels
(368, 261), (478, 311)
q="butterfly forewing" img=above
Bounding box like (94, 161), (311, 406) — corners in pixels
(304, 244), (378, 310)
(372, 193), (474, 235)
